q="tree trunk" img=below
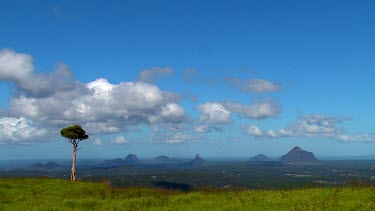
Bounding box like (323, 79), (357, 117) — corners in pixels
(71, 143), (77, 181)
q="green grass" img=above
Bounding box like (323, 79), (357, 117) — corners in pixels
(1, 178), (375, 210)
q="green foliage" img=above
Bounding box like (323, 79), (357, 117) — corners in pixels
(60, 125), (89, 141)
(1, 178), (375, 210)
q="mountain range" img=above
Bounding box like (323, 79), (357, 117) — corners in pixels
(26, 146), (318, 170)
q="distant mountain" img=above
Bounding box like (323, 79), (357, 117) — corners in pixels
(153, 155), (170, 161)
(31, 162), (44, 168)
(96, 155), (140, 168)
(249, 154), (273, 162)
(280, 146), (318, 162)
(186, 154), (205, 166)
(99, 158), (125, 168)
(143, 155), (182, 166)
(124, 154), (140, 164)
(29, 162), (65, 170)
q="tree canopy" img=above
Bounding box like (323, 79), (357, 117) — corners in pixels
(60, 125), (89, 142)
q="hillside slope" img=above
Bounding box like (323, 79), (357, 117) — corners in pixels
(1, 178), (374, 210)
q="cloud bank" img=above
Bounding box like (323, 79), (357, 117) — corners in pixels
(1, 49), (372, 144)
(0, 49), (186, 144)
(243, 114), (375, 142)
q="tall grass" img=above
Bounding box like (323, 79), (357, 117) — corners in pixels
(1, 178), (375, 210)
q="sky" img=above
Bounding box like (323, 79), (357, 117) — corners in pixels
(0, 0), (375, 160)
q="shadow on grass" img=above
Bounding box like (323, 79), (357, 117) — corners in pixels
(153, 181), (191, 192)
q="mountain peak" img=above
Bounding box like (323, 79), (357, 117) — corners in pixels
(249, 154), (273, 162)
(291, 146), (303, 151)
(281, 146), (318, 162)
(153, 155), (170, 160)
(186, 153), (205, 166)
(124, 154), (139, 163)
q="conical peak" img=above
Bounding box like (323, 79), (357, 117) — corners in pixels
(291, 146), (303, 151)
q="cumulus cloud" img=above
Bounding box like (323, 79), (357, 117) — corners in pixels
(149, 103), (185, 124)
(197, 102), (231, 124)
(0, 49), (34, 80)
(138, 67), (173, 83)
(224, 77), (281, 93)
(243, 125), (263, 137)
(0, 49), (82, 97)
(0, 49), (188, 144)
(243, 114), (375, 142)
(0, 117), (46, 144)
(110, 136), (130, 145)
(8, 78), (185, 134)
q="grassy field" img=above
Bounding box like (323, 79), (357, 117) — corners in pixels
(1, 178), (375, 210)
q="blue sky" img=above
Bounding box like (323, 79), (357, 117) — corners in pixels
(0, 0), (375, 160)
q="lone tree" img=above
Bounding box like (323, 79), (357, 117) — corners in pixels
(60, 125), (89, 181)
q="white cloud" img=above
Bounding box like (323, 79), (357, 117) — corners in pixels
(165, 133), (196, 144)
(110, 136), (130, 145)
(197, 100), (280, 125)
(244, 115), (342, 138)
(243, 114), (375, 142)
(0, 49), (83, 97)
(0, 49), (34, 81)
(334, 134), (375, 143)
(138, 67), (173, 83)
(8, 78), (185, 135)
(290, 114), (343, 137)
(4, 49), (374, 145)
(0, 48), (186, 145)
(276, 129), (294, 137)
(197, 102), (231, 124)
(194, 125), (210, 133)
(225, 77), (281, 93)
(0, 117), (46, 144)
(224, 101), (280, 119)
(149, 103), (185, 124)
(243, 125), (263, 137)
(86, 78), (114, 100)
(84, 121), (120, 134)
